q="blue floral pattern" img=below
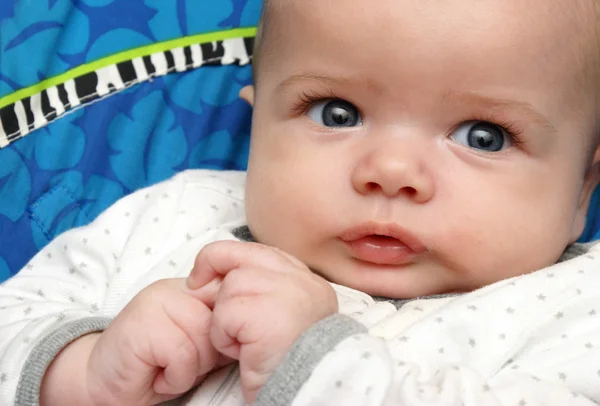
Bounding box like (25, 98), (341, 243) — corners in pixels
(0, 0), (260, 280)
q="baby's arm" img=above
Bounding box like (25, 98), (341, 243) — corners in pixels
(255, 245), (600, 406)
(0, 173), (191, 405)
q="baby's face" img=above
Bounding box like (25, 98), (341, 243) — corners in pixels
(245, 0), (600, 298)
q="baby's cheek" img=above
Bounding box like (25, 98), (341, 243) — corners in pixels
(431, 219), (517, 282)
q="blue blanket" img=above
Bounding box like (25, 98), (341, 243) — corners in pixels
(0, 0), (260, 280)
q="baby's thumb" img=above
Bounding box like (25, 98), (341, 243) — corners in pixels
(187, 248), (221, 290)
(182, 275), (221, 309)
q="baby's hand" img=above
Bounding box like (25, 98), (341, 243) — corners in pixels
(42, 278), (226, 406)
(188, 241), (338, 404)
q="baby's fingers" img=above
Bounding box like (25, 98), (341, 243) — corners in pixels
(210, 294), (299, 405)
(210, 292), (291, 355)
(188, 241), (306, 290)
(183, 275), (222, 309)
(152, 328), (203, 396)
(153, 286), (221, 393)
(209, 297), (245, 361)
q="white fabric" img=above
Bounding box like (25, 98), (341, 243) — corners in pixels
(0, 169), (599, 406)
(294, 251), (600, 406)
(0, 170), (247, 405)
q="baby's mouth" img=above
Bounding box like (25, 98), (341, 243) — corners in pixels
(344, 234), (420, 265)
(339, 223), (427, 266)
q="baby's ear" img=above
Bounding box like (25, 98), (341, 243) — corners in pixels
(239, 85), (255, 106)
(571, 146), (600, 243)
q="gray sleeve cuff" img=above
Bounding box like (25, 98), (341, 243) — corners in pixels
(15, 317), (112, 406)
(255, 314), (367, 406)
(557, 242), (596, 263)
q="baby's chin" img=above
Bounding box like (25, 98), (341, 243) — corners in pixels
(307, 262), (458, 299)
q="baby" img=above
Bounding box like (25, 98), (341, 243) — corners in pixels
(2, 0), (600, 405)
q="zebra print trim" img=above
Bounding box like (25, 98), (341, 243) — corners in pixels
(0, 36), (255, 148)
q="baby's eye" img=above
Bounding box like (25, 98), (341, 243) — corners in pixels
(450, 121), (512, 152)
(306, 99), (362, 128)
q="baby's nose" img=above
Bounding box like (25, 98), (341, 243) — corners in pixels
(351, 145), (434, 203)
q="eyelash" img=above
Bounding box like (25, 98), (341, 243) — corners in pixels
(292, 90), (526, 146)
(291, 89), (341, 116)
(459, 113), (526, 147)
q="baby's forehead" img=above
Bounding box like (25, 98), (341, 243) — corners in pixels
(265, 0), (596, 35)
(261, 0), (598, 91)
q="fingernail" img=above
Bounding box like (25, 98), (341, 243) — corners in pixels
(182, 276), (196, 292)
(186, 266), (206, 290)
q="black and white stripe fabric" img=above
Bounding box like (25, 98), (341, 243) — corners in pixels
(0, 36), (254, 148)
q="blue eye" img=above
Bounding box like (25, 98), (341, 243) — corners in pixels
(451, 121), (512, 152)
(306, 100), (362, 128)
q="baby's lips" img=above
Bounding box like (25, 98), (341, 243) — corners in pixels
(345, 236), (419, 265)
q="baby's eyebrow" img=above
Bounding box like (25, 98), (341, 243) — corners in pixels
(275, 72), (381, 93)
(440, 90), (556, 132)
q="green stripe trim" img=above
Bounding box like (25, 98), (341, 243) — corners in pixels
(0, 26), (257, 109)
